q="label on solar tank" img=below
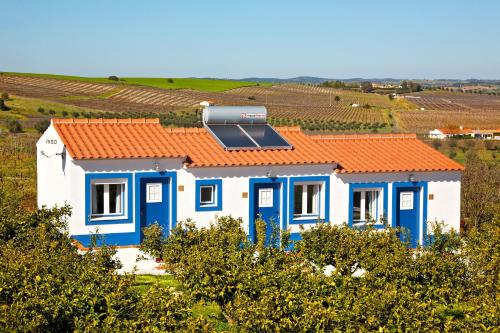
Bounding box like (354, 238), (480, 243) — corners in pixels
(241, 113), (266, 119)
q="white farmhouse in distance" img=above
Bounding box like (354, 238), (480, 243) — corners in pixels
(37, 106), (463, 253)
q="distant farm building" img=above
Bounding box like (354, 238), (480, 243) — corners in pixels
(429, 127), (500, 140)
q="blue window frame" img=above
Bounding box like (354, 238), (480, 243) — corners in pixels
(195, 179), (222, 211)
(348, 182), (388, 229)
(289, 176), (330, 224)
(85, 173), (133, 225)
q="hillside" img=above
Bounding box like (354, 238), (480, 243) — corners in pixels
(2, 72), (270, 92)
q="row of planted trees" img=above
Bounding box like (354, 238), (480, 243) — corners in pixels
(138, 215), (499, 332)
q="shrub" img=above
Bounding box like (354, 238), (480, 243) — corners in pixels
(34, 120), (50, 134)
(247, 96), (256, 100)
(48, 109), (56, 115)
(448, 150), (457, 159)
(0, 99), (9, 111)
(6, 119), (22, 133)
(0, 182), (212, 332)
(167, 78), (174, 83)
(1, 92), (8, 100)
(432, 139), (442, 150)
(108, 75), (119, 81)
(61, 110), (68, 117)
(141, 217), (499, 331)
(71, 111), (80, 118)
(37, 107), (45, 114)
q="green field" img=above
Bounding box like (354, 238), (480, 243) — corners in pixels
(3, 72), (271, 92)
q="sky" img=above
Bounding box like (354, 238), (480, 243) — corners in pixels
(1, 0), (500, 79)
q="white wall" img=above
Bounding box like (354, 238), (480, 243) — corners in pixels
(36, 125), (69, 209)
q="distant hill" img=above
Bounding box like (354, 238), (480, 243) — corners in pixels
(236, 77), (500, 86)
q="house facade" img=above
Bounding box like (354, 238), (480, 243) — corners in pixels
(37, 107), (463, 249)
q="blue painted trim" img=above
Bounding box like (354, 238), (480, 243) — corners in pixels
(195, 179), (223, 211)
(85, 173), (133, 225)
(136, 171), (178, 237)
(288, 176), (330, 224)
(76, 171), (177, 247)
(72, 232), (138, 247)
(391, 181), (428, 246)
(248, 177), (288, 243)
(348, 182), (389, 229)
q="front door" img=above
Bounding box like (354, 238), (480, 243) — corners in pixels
(140, 177), (169, 239)
(396, 187), (420, 247)
(253, 183), (280, 246)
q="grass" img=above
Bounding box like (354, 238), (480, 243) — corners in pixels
(133, 274), (232, 331)
(3, 72), (272, 92)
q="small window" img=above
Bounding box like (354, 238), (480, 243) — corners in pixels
(293, 183), (321, 218)
(259, 188), (273, 207)
(146, 183), (162, 203)
(400, 191), (413, 210)
(195, 179), (222, 211)
(352, 189), (382, 224)
(91, 181), (125, 218)
(200, 185), (215, 206)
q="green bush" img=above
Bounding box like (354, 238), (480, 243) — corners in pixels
(0, 182), (212, 332)
(34, 119), (50, 134)
(141, 216), (499, 331)
(6, 119), (22, 133)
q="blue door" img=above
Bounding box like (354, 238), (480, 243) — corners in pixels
(140, 178), (169, 239)
(396, 187), (420, 247)
(253, 183), (280, 246)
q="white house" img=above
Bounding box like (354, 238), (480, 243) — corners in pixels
(37, 106), (463, 250)
(429, 127), (500, 140)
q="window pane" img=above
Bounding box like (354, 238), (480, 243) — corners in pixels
(92, 184), (104, 215)
(307, 184), (318, 214)
(294, 185), (302, 215)
(200, 186), (214, 204)
(365, 191), (373, 221)
(109, 184), (123, 214)
(353, 191), (361, 221)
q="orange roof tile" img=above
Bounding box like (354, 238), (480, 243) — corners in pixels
(52, 118), (464, 172)
(311, 133), (464, 173)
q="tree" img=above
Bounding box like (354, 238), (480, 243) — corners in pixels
(37, 107), (45, 114)
(1, 92), (8, 100)
(432, 139), (442, 150)
(461, 151), (500, 230)
(61, 110), (68, 117)
(71, 111), (80, 118)
(48, 109), (56, 115)
(167, 78), (174, 83)
(360, 81), (374, 93)
(334, 95), (341, 102)
(108, 75), (119, 81)
(0, 99), (9, 111)
(34, 120), (50, 134)
(7, 119), (22, 133)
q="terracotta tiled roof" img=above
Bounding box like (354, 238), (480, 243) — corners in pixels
(53, 118), (187, 160)
(52, 119), (335, 167)
(52, 118), (464, 172)
(311, 133), (464, 173)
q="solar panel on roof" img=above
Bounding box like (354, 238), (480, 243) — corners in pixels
(240, 124), (292, 149)
(206, 124), (258, 149)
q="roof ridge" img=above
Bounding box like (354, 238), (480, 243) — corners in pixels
(311, 133), (417, 140)
(52, 118), (160, 124)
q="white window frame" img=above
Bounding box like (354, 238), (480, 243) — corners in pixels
(258, 188), (274, 207)
(146, 183), (163, 203)
(90, 178), (127, 221)
(352, 188), (383, 224)
(399, 191), (414, 210)
(293, 182), (323, 219)
(199, 184), (216, 207)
